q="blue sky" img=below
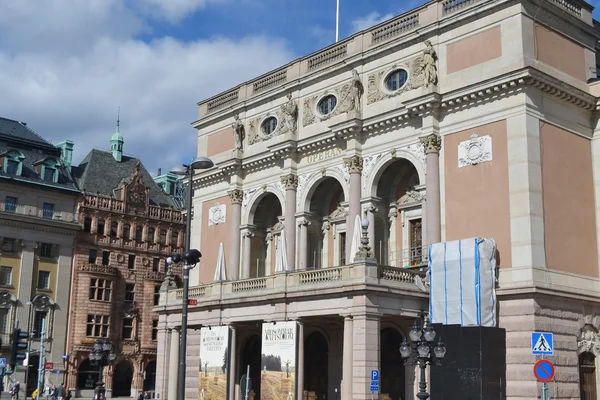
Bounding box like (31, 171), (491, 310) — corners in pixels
(0, 0), (599, 174)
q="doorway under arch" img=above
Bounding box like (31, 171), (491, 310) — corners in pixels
(112, 360), (134, 397)
(381, 327), (405, 399)
(240, 334), (261, 399)
(77, 359), (100, 391)
(304, 331), (328, 398)
(144, 360), (157, 391)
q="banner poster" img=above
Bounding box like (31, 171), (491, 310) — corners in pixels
(260, 321), (297, 400)
(199, 326), (229, 400)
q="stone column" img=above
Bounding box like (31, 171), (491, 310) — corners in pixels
(228, 325), (237, 398)
(342, 316), (353, 400)
(352, 314), (380, 400)
(344, 156), (363, 262)
(419, 134), (442, 245)
(296, 320), (305, 400)
(281, 173), (298, 271)
(155, 327), (169, 399)
(241, 229), (254, 279)
(298, 218), (311, 270)
(168, 328), (180, 400)
(16, 240), (37, 326)
(228, 189), (244, 280)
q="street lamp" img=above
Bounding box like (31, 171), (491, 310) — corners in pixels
(88, 338), (116, 399)
(399, 312), (446, 400)
(170, 156), (214, 400)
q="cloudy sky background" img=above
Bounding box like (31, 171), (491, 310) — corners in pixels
(1, 0), (599, 175)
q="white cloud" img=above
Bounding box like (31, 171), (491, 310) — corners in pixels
(136, 0), (223, 24)
(350, 11), (395, 33)
(0, 0), (294, 174)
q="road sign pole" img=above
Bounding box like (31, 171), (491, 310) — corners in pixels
(541, 382), (551, 400)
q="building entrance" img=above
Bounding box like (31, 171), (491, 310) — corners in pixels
(381, 327), (405, 398)
(240, 334), (261, 399)
(112, 360), (134, 397)
(304, 331), (328, 398)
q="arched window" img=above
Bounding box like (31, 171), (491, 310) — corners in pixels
(2, 150), (25, 176)
(97, 219), (105, 235)
(83, 217), (92, 233)
(110, 222), (118, 238)
(147, 227), (155, 243)
(123, 224), (131, 240)
(159, 230), (167, 245)
(135, 226), (143, 241)
(171, 232), (179, 247)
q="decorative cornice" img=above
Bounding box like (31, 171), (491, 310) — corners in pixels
(0, 216), (79, 236)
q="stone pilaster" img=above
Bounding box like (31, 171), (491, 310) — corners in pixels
(228, 325), (237, 398)
(351, 313), (380, 400)
(155, 327), (169, 399)
(296, 320), (305, 400)
(297, 218), (311, 270)
(419, 133), (442, 245)
(344, 156), (363, 263)
(228, 189), (244, 280)
(168, 328), (180, 400)
(342, 315), (353, 400)
(185, 328), (202, 399)
(281, 173), (298, 271)
(16, 240), (37, 327)
(241, 229), (255, 279)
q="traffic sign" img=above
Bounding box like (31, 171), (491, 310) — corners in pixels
(0, 358), (6, 368)
(371, 370), (379, 381)
(188, 299), (198, 306)
(531, 332), (554, 356)
(370, 385), (379, 392)
(533, 359), (555, 383)
(44, 361), (54, 370)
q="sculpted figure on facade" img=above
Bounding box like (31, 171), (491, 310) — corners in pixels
(578, 325), (600, 356)
(350, 69), (363, 112)
(281, 93), (298, 133)
(232, 114), (245, 151)
(422, 40), (438, 88)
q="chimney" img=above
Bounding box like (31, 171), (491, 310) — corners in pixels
(56, 140), (74, 172)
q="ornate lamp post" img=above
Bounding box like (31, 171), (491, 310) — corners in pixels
(88, 338), (116, 399)
(399, 312), (446, 400)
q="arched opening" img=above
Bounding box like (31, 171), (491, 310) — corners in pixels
(26, 355), (40, 396)
(123, 224), (131, 239)
(144, 360), (157, 392)
(112, 360), (134, 397)
(380, 327), (405, 399)
(304, 331), (328, 398)
(306, 177), (345, 268)
(136, 226), (143, 241)
(77, 359), (100, 391)
(83, 217), (92, 233)
(97, 219), (105, 235)
(250, 193), (282, 277)
(579, 352), (597, 399)
(147, 227), (155, 243)
(374, 159), (421, 267)
(240, 334), (261, 399)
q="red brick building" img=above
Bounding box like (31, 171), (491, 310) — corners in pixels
(65, 128), (185, 398)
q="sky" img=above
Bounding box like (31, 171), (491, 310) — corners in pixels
(1, 0), (600, 176)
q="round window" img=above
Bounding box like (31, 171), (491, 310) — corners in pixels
(261, 117), (278, 135)
(317, 95), (337, 116)
(384, 69), (409, 91)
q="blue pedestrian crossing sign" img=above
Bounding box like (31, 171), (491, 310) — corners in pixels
(0, 358), (5, 368)
(531, 332), (554, 356)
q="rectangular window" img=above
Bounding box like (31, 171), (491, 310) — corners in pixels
(153, 258), (160, 272)
(88, 249), (97, 264)
(33, 310), (48, 338)
(409, 218), (423, 266)
(152, 320), (158, 341)
(125, 283), (135, 303)
(5, 160), (18, 175)
(0, 267), (12, 286)
(128, 254), (135, 269)
(39, 243), (53, 258)
(102, 251), (110, 266)
(339, 232), (347, 266)
(4, 196), (17, 213)
(0, 309), (8, 336)
(154, 286), (161, 306)
(1, 238), (15, 253)
(43, 167), (55, 182)
(37, 271), (50, 290)
(122, 318), (133, 339)
(42, 202), (54, 219)
(86, 314), (109, 338)
(89, 278), (112, 302)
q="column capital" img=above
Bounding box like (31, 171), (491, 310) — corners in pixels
(297, 217), (311, 227)
(21, 240), (38, 249)
(419, 133), (442, 154)
(341, 315), (353, 321)
(242, 229), (255, 239)
(227, 189), (244, 204)
(343, 155), (363, 174)
(281, 173), (298, 190)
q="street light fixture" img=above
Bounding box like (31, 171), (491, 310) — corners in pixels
(399, 312), (446, 400)
(169, 156), (214, 400)
(88, 338), (116, 399)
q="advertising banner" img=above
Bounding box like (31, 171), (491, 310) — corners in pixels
(199, 326), (230, 400)
(260, 321), (297, 400)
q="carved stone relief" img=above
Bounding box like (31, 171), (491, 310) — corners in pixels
(362, 153), (383, 190)
(578, 325), (600, 356)
(302, 74), (362, 127)
(242, 188), (258, 209)
(0, 291), (15, 309)
(208, 203), (226, 226)
(248, 94), (298, 146)
(458, 133), (492, 168)
(399, 190), (425, 204)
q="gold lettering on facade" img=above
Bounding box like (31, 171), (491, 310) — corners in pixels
(304, 148), (343, 164)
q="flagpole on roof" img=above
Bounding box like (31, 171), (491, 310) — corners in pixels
(335, 0), (340, 43)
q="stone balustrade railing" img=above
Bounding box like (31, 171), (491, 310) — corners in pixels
(0, 201), (77, 223)
(159, 264), (427, 308)
(83, 194), (183, 222)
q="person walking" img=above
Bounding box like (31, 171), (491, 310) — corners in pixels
(55, 384), (66, 400)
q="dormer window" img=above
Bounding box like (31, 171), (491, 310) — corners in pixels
(33, 157), (60, 183)
(1, 150), (25, 176)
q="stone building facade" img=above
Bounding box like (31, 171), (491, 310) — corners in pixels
(0, 117), (80, 396)
(65, 126), (186, 398)
(157, 0), (600, 399)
